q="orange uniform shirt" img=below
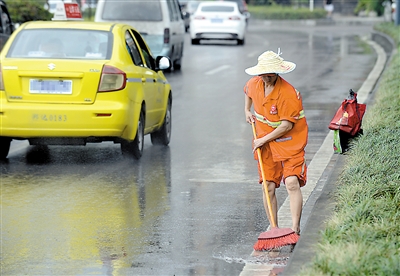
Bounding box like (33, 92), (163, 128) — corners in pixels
(244, 76), (308, 161)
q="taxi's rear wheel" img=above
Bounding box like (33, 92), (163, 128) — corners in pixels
(121, 112), (144, 159)
(151, 98), (171, 146)
(0, 137), (11, 159)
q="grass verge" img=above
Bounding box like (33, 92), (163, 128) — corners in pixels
(299, 22), (400, 275)
(248, 4), (327, 20)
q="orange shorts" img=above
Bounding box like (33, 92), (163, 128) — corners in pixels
(255, 143), (307, 188)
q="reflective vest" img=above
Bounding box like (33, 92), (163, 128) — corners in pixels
(244, 76), (308, 161)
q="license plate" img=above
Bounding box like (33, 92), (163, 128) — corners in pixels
(211, 18), (223, 23)
(32, 113), (68, 122)
(29, 79), (72, 94)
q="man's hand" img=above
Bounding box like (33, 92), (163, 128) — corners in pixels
(253, 137), (267, 153)
(252, 120), (294, 153)
(245, 110), (254, 124)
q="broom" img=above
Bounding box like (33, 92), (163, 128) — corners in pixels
(251, 121), (300, 251)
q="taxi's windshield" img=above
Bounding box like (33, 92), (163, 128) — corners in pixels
(7, 29), (112, 59)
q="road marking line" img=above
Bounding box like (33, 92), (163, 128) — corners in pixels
(247, 51), (260, 58)
(205, 65), (231, 75)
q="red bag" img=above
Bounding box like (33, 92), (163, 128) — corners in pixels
(329, 90), (366, 136)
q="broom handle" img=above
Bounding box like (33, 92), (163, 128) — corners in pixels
(251, 122), (277, 228)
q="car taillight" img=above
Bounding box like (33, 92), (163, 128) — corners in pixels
(164, 28), (170, 44)
(0, 65), (3, 90)
(194, 16), (206, 20)
(229, 16), (241, 20)
(98, 65), (126, 92)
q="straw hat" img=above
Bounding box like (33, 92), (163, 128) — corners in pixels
(245, 49), (296, 75)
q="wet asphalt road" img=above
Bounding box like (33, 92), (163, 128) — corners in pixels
(1, 20), (377, 275)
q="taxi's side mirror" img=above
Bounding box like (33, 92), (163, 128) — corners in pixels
(156, 56), (172, 71)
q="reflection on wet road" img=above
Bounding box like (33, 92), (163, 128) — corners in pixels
(1, 21), (377, 275)
(2, 145), (172, 274)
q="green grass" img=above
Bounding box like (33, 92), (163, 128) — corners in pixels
(300, 22), (400, 275)
(248, 4), (327, 20)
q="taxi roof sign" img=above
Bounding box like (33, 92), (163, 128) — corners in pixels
(52, 1), (83, 21)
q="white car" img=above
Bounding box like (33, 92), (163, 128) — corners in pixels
(190, 1), (246, 45)
(95, 0), (185, 70)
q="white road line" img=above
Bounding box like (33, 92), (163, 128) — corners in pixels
(247, 51), (260, 58)
(205, 65), (231, 75)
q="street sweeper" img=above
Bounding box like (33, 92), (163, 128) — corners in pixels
(243, 49), (308, 250)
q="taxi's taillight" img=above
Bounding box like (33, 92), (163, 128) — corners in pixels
(98, 65), (126, 92)
(0, 65), (4, 90)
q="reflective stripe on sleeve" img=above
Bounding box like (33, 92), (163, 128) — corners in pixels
(254, 110), (305, 128)
(294, 110), (305, 120)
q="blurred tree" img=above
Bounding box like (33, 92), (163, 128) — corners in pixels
(247, 0), (274, 5)
(291, 0), (309, 7)
(247, 0), (314, 5)
(41, 0), (82, 8)
(355, 0), (385, 15)
(8, 0), (53, 23)
(275, 0), (292, 5)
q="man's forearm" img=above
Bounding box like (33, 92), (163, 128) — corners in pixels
(261, 121), (293, 143)
(245, 95), (252, 112)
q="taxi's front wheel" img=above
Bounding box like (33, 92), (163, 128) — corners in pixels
(0, 137), (11, 159)
(121, 112), (144, 159)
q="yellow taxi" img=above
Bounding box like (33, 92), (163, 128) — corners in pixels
(0, 6), (173, 160)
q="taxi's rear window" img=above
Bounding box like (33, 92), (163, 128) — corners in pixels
(7, 29), (112, 59)
(102, 0), (162, 21)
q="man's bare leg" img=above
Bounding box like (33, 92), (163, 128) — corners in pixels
(285, 176), (303, 234)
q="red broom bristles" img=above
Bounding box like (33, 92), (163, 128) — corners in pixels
(253, 232), (299, 251)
